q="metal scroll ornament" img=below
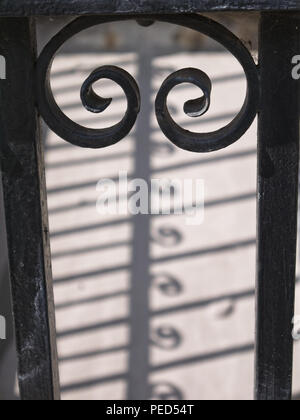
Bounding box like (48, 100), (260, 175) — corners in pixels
(36, 14), (259, 153)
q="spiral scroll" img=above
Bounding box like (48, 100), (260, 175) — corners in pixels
(36, 14), (259, 153)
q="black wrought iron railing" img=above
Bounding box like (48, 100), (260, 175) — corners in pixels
(0, 1), (299, 401)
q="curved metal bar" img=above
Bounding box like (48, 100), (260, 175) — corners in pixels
(155, 15), (260, 153)
(36, 14), (259, 152)
(36, 18), (141, 149)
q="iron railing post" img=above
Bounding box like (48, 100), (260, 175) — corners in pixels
(0, 18), (60, 400)
(256, 12), (300, 401)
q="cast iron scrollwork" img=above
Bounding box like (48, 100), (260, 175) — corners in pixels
(36, 14), (259, 153)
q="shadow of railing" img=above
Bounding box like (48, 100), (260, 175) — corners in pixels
(45, 27), (259, 401)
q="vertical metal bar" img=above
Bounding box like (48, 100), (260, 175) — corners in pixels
(256, 12), (300, 401)
(0, 18), (60, 400)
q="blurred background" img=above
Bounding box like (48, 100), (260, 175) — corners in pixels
(0, 12), (300, 400)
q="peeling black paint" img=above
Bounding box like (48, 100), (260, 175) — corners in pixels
(0, 0), (299, 16)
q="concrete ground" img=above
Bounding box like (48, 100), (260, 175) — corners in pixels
(0, 185), (17, 400)
(42, 20), (300, 400)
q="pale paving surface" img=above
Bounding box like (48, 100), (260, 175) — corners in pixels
(44, 32), (300, 400)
